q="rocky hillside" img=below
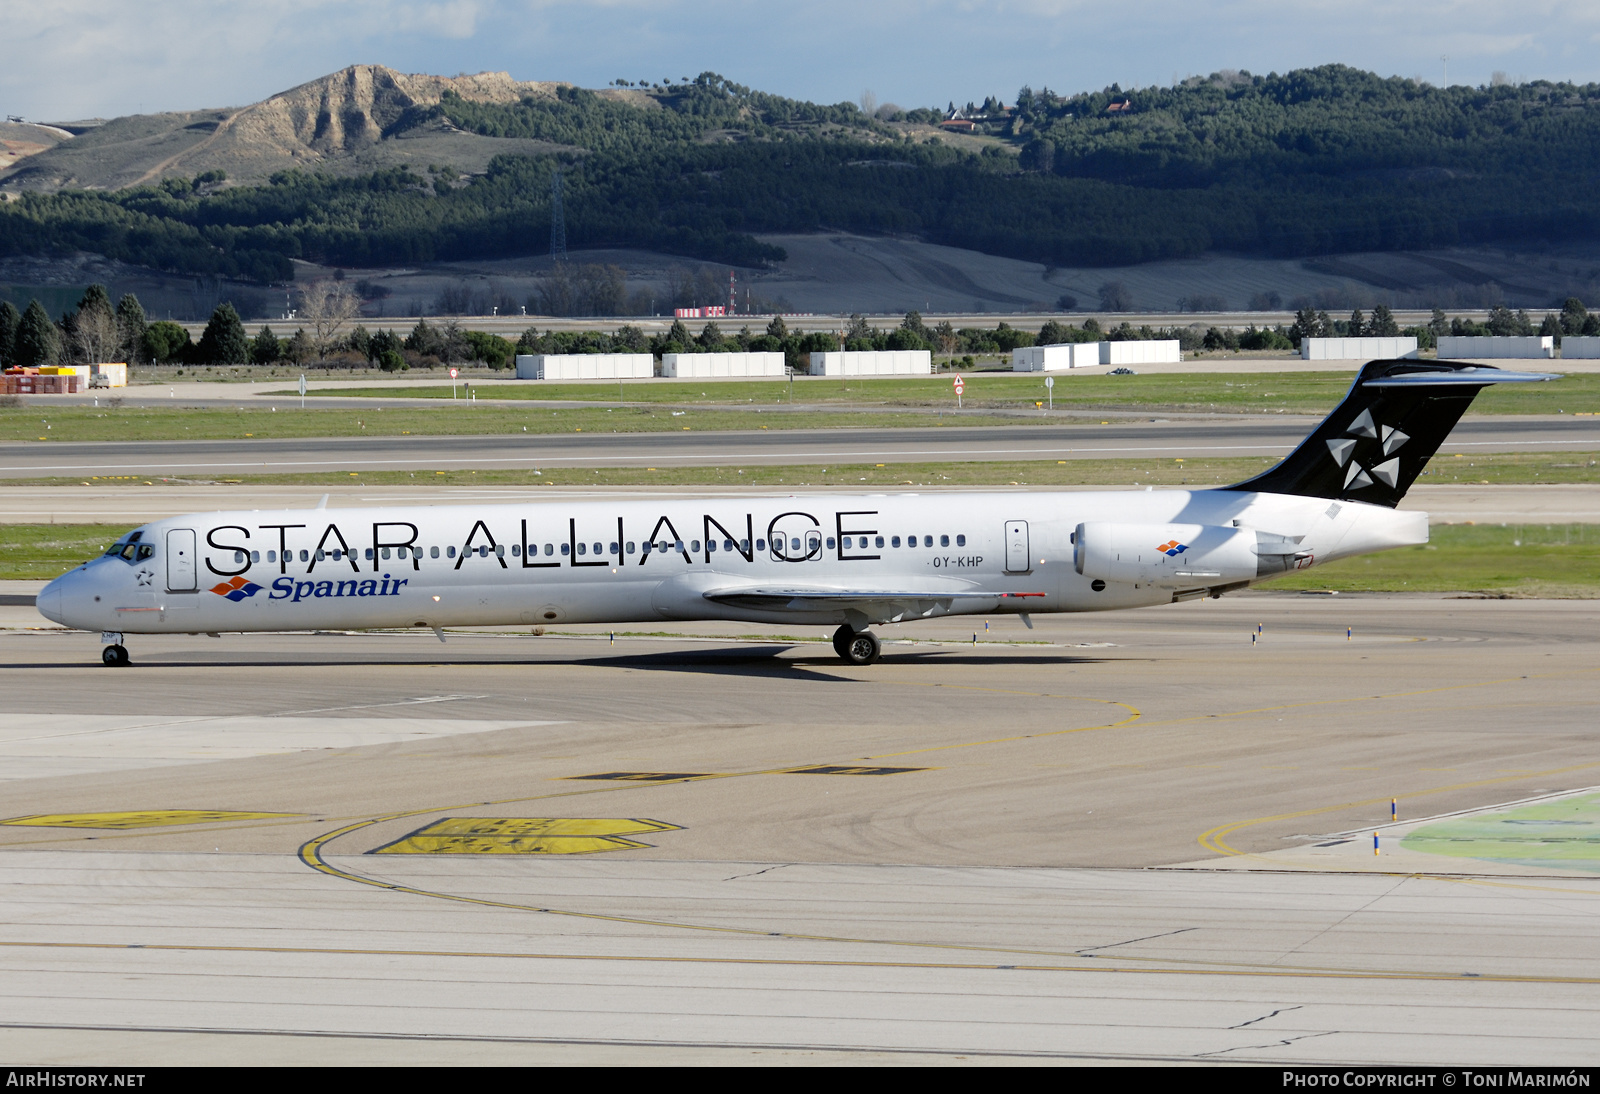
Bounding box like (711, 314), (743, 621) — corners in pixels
(0, 65), (571, 192)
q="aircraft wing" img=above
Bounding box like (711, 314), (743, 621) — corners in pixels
(702, 585), (1045, 612)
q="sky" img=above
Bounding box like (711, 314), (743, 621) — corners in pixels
(6, 0), (1600, 121)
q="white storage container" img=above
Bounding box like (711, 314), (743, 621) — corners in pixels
(660, 352), (786, 378)
(1300, 337), (1419, 360)
(1011, 343), (1100, 371)
(808, 350), (932, 376)
(1435, 336), (1554, 359)
(1100, 340), (1181, 365)
(515, 353), (655, 380)
(1558, 336), (1600, 359)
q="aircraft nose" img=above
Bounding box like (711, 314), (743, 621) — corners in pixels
(37, 577), (65, 624)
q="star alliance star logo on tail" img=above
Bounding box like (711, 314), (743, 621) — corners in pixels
(1157, 540), (1188, 556)
(209, 576), (263, 602)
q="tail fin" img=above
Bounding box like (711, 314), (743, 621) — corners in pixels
(1223, 359), (1555, 508)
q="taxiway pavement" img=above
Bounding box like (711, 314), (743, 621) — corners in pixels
(2, 416), (1595, 479)
(0, 598), (1596, 1063)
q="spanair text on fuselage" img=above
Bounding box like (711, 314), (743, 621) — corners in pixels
(40, 490), (1425, 637)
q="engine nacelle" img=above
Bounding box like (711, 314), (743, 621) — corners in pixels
(1074, 522), (1298, 585)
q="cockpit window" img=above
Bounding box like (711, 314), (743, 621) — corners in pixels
(136, 544), (154, 560)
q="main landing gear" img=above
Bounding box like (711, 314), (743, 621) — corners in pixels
(831, 625), (881, 666)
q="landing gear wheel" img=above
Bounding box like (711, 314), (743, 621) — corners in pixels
(101, 644), (129, 667)
(840, 630), (881, 666)
(831, 624), (854, 660)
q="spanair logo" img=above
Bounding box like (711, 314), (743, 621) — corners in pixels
(1157, 540), (1188, 556)
(209, 576), (263, 602)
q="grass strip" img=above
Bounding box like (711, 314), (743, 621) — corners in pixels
(11, 451), (1596, 490)
(0, 405), (1034, 444)
(1271, 523), (1600, 596)
(275, 371), (1600, 415)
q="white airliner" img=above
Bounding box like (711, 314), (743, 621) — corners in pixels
(38, 360), (1552, 666)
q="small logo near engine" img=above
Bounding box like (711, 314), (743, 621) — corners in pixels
(209, 576), (263, 602)
(1156, 540), (1188, 556)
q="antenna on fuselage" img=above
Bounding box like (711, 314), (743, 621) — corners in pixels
(316, 494), (329, 510)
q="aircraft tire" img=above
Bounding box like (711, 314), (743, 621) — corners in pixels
(101, 644), (129, 667)
(841, 631), (881, 666)
(831, 624), (854, 660)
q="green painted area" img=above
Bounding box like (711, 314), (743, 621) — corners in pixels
(1401, 793), (1600, 872)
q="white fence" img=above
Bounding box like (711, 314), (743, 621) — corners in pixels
(1011, 343), (1100, 371)
(1301, 337), (1419, 360)
(660, 351), (786, 378)
(808, 350), (932, 376)
(515, 354), (656, 380)
(1435, 336), (1554, 359)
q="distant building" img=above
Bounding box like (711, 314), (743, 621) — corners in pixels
(1106, 98), (1133, 113)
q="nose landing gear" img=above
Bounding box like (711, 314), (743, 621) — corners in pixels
(830, 624), (881, 666)
(99, 632), (129, 667)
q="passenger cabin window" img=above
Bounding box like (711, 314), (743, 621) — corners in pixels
(874, 536), (884, 548)
(560, 543), (570, 556)
(544, 544), (554, 555)
(626, 542), (636, 554)
(755, 539), (765, 551)
(940, 535), (949, 547)
(430, 547), (439, 559)
(956, 535), (966, 546)
(496, 545), (505, 557)
(447, 546), (457, 558)
(251, 551), (261, 563)
(891, 536), (900, 548)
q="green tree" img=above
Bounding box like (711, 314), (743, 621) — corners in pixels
(196, 303), (249, 364)
(15, 300), (61, 368)
(1347, 308), (1366, 337)
(697, 321), (723, 349)
(0, 301), (21, 367)
(1560, 297), (1589, 336)
(142, 320), (191, 363)
(369, 329), (404, 362)
(115, 294), (147, 364)
(765, 315), (788, 339)
(1429, 308), (1450, 337)
(1539, 313), (1562, 343)
(251, 325), (281, 364)
(667, 319), (693, 347)
(1370, 305), (1400, 336)
(346, 325), (372, 358)
(404, 319), (446, 358)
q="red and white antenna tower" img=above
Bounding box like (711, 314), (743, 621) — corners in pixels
(728, 270), (737, 315)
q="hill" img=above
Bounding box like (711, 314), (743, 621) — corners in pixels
(0, 66), (582, 192)
(5, 65), (1600, 300)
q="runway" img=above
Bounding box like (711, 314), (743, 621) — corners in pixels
(2, 416), (1596, 478)
(1, 598), (1597, 1063)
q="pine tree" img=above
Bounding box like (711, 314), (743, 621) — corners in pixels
(115, 294), (147, 363)
(15, 300), (61, 368)
(0, 301), (20, 367)
(1369, 305), (1400, 337)
(197, 303), (249, 364)
(251, 325), (281, 364)
(1560, 297), (1589, 336)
